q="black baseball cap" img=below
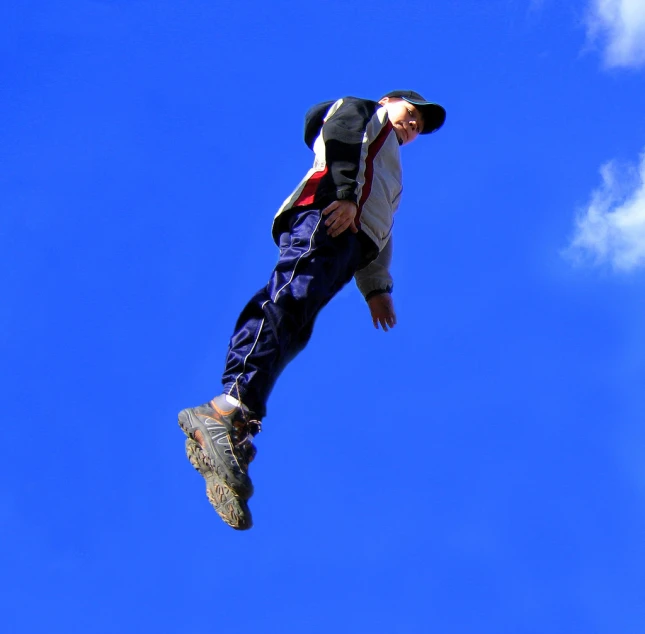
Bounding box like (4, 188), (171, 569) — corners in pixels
(381, 90), (446, 134)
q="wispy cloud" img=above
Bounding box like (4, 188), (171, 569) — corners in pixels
(567, 149), (645, 270)
(586, 0), (645, 68)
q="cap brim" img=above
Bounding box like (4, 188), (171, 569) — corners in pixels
(402, 98), (446, 134)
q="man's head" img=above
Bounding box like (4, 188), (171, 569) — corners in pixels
(378, 90), (446, 146)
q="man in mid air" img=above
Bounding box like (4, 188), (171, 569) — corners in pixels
(178, 90), (446, 530)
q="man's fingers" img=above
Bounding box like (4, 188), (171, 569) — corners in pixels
(368, 294), (396, 333)
(324, 210), (338, 226)
(371, 312), (395, 331)
(330, 222), (350, 237)
(325, 210), (346, 228)
(322, 201), (340, 216)
(327, 218), (342, 235)
(327, 214), (353, 236)
(323, 201), (357, 235)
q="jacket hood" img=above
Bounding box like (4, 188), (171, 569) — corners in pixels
(303, 100), (335, 149)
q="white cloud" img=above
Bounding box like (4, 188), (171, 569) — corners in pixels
(568, 150), (645, 270)
(586, 0), (645, 68)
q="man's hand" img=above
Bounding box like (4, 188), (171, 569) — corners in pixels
(322, 200), (359, 237)
(367, 293), (397, 331)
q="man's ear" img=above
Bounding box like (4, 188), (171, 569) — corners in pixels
(378, 97), (389, 106)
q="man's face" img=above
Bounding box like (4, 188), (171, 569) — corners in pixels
(379, 97), (424, 145)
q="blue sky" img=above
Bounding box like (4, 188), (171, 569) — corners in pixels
(2, 1), (645, 632)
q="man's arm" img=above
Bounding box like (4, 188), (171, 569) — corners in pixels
(316, 98), (390, 237)
(354, 237), (397, 331)
(320, 97), (388, 204)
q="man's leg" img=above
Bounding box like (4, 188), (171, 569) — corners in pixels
(222, 207), (367, 417)
(178, 207), (369, 530)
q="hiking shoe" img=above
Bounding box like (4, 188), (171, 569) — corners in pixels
(178, 395), (260, 529)
(184, 437), (253, 530)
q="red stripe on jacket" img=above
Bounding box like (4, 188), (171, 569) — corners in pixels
(292, 166), (329, 208)
(356, 121), (393, 224)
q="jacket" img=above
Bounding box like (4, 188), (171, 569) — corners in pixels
(272, 97), (401, 300)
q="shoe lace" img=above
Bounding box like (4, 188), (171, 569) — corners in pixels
(232, 418), (261, 469)
(230, 381), (262, 468)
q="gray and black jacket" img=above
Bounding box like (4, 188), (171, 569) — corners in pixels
(272, 97), (402, 300)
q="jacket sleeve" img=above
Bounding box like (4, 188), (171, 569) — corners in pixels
(354, 236), (393, 301)
(320, 98), (388, 203)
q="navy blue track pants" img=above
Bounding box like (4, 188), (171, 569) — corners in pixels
(221, 207), (374, 418)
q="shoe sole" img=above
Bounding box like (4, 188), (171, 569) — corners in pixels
(178, 408), (254, 498)
(180, 422), (253, 531)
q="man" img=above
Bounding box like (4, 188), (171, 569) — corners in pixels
(178, 90), (446, 529)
